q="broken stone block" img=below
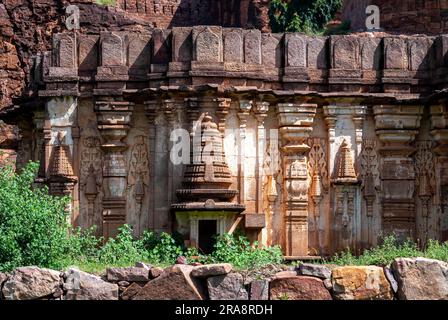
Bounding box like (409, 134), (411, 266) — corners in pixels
(250, 280), (269, 300)
(207, 273), (249, 300)
(331, 266), (393, 300)
(64, 268), (118, 300)
(392, 257), (448, 300)
(106, 266), (150, 282)
(121, 282), (143, 300)
(270, 276), (332, 300)
(298, 263), (331, 280)
(383, 266), (398, 293)
(191, 263), (232, 278)
(149, 267), (164, 279)
(133, 265), (204, 300)
(2, 266), (61, 300)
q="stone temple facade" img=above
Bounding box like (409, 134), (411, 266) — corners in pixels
(2, 4), (448, 258)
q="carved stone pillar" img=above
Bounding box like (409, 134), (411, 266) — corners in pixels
(373, 105), (423, 242)
(250, 101), (269, 242)
(145, 99), (159, 230)
(95, 100), (134, 239)
(277, 102), (317, 257)
(430, 104), (448, 241)
(238, 100), (253, 205)
(324, 105), (366, 254)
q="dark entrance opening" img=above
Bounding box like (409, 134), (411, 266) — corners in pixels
(198, 220), (217, 254)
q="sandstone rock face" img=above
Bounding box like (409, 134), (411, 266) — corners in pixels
(133, 265), (204, 300)
(391, 258), (448, 300)
(270, 276), (332, 300)
(2, 267), (61, 300)
(191, 263), (232, 278)
(298, 264), (331, 279)
(250, 280), (269, 300)
(64, 268), (118, 300)
(106, 267), (150, 282)
(331, 266), (393, 300)
(207, 273), (249, 300)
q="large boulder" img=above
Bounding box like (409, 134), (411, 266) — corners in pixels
(391, 257), (448, 300)
(207, 273), (249, 300)
(191, 263), (232, 278)
(106, 267), (150, 282)
(63, 268), (118, 300)
(133, 265), (204, 300)
(331, 266), (393, 300)
(2, 266), (61, 300)
(298, 264), (331, 280)
(270, 276), (332, 300)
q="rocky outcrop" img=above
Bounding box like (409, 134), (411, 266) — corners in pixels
(207, 273), (249, 300)
(2, 266), (61, 300)
(331, 266), (394, 300)
(133, 265), (204, 300)
(391, 257), (448, 300)
(270, 276), (332, 300)
(63, 268), (119, 300)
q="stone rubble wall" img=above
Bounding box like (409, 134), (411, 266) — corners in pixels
(1, 258), (447, 300)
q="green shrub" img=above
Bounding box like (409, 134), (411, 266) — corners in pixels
(141, 231), (184, 265)
(0, 162), (70, 272)
(0, 162), (283, 272)
(328, 235), (448, 266)
(209, 234), (283, 270)
(95, 0), (116, 6)
(269, 0), (343, 34)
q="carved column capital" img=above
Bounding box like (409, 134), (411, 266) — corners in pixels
(430, 104), (448, 155)
(277, 102), (317, 152)
(373, 105), (423, 156)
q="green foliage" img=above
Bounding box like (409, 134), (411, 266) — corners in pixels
(328, 235), (448, 266)
(207, 234), (283, 270)
(0, 162), (70, 272)
(269, 0), (343, 34)
(141, 231), (184, 265)
(95, 0), (116, 6)
(0, 162), (284, 272)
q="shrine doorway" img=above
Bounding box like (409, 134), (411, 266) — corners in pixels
(198, 220), (218, 254)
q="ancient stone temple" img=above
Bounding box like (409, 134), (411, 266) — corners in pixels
(1, 1), (448, 258)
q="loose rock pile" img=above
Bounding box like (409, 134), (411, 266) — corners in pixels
(0, 258), (447, 300)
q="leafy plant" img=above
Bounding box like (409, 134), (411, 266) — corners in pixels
(328, 235), (448, 266)
(209, 234), (283, 270)
(0, 162), (70, 272)
(269, 0), (343, 34)
(95, 0), (116, 6)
